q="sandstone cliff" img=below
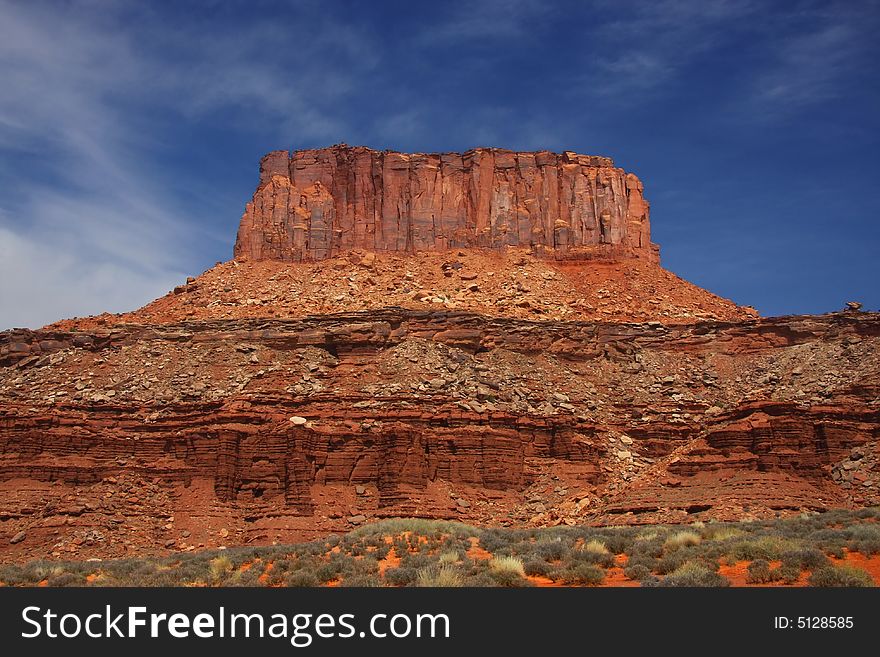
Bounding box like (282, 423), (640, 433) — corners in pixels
(2, 311), (879, 561)
(234, 145), (658, 263)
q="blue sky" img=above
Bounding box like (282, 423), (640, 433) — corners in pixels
(1, 0), (878, 328)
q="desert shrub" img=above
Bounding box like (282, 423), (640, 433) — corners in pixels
(806, 528), (847, 557)
(284, 570), (319, 587)
(531, 539), (568, 561)
(0, 568), (30, 586)
(597, 532), (632, 555)
(847, 525), (880, 555)
(476, 529), (514, 554)
(664, 531), (702, 551)
(566, 543), (615, 568)
(780, 548), (830, 571)
(808, 565), (874, 588)
(770, 563), (802, 584)
(660, 561), (729, 587)
(623, 564), (652, 581)
(340, 573), (381, 587)
(221, 568), (261, 587)
(384, 566), (418, 586)
(523, 559), (553, 577)
(416, 565), (464, 587)
(46, 572), (87, 587)
(208, 555), (233, 583)
(399, 552), (434, 571)
(851, 538), (880, 556)
(438, 551), (459, 565)
(558, 564), (604, 586)
(702, 526), (745, 542)
(315, 562), (341, 583)
(489, 568), (532, 587)
(463, 571), (500, 587)
(582, 539), (609, 555)
(729, 536), (797, 561)
(629, 536), (664, 559)
(624, 554), (658, 573)
(746, 559), (774, 584)
(489, 556), (525, 577)
(656, 550), (692, 575)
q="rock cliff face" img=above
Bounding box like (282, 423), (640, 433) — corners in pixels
(0, 146), (873, 564)
(2, 311), (879, 561)
(234, 145), (658, 263)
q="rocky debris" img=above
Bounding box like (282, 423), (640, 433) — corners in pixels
(234, 145), (658, 264)
(831, 442), (880, 505)
(0, 147), (876, 562)
(845, 301), (863, 312)
(2, 309), (879, 560)
(47, 247), (758, 332)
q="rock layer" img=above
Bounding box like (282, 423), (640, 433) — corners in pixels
(2, 311), (879, 561)
(234, 145), (658, 263)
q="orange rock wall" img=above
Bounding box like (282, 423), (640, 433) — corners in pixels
(234, 145), (658, 262)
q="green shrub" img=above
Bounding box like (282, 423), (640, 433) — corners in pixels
(625, 554), (658, 573)
(384, 566), (418, 586)
(489, 568), (532, 587)
(416, 565), (464, 587)
(340, 573), (381, 587)
(531, 540), (567, 561)
(523, 559), (553, 577)
(808, 565), (874, 588)
(558, 564), (604, 586)
(489, 556), (526, 577)
(660, 561), (729, 587)
(208, 555), (233, 583)
(730, 536), (797, 561)
(703, 526), (745, 542)
(770, 563), (802, 584)
(46, 572), (87, 587)
(746, 559), (774, 584)
(664, 531), (701, 551)
(285, 570), (319, 587)
(623, 564), (652, 581)
(780, 548), (829, 571)
(315, 562), (341, 583)
(567, 545), (615, 568)
(582, 539), (609, 555)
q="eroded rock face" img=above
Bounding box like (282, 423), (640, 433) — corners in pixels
(234, 145), (658, 263)
(2, 311), (879, 560)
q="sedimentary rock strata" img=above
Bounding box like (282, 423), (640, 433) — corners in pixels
(234, 145), (658, 263)
(1, 146), (874, 563)
(2, 310), (878, 561)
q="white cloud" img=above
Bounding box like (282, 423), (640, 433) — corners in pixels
(0, 0), (380, 329)
(585, 0), (755, 97)
(750, 19), (870, 111)
(413, 0), (548, 44)
(0, 226), (184, 329)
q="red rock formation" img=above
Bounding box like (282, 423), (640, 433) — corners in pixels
(2, 310), (879, 561)
(234, 145), (659, 263)
(2, 146), (875, 565)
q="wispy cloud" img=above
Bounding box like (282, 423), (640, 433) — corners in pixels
(586, 0), (755, 97)
(413, 0), (549, 44)
(0, 0), (379, 328)
(750, 7), (880, 113)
